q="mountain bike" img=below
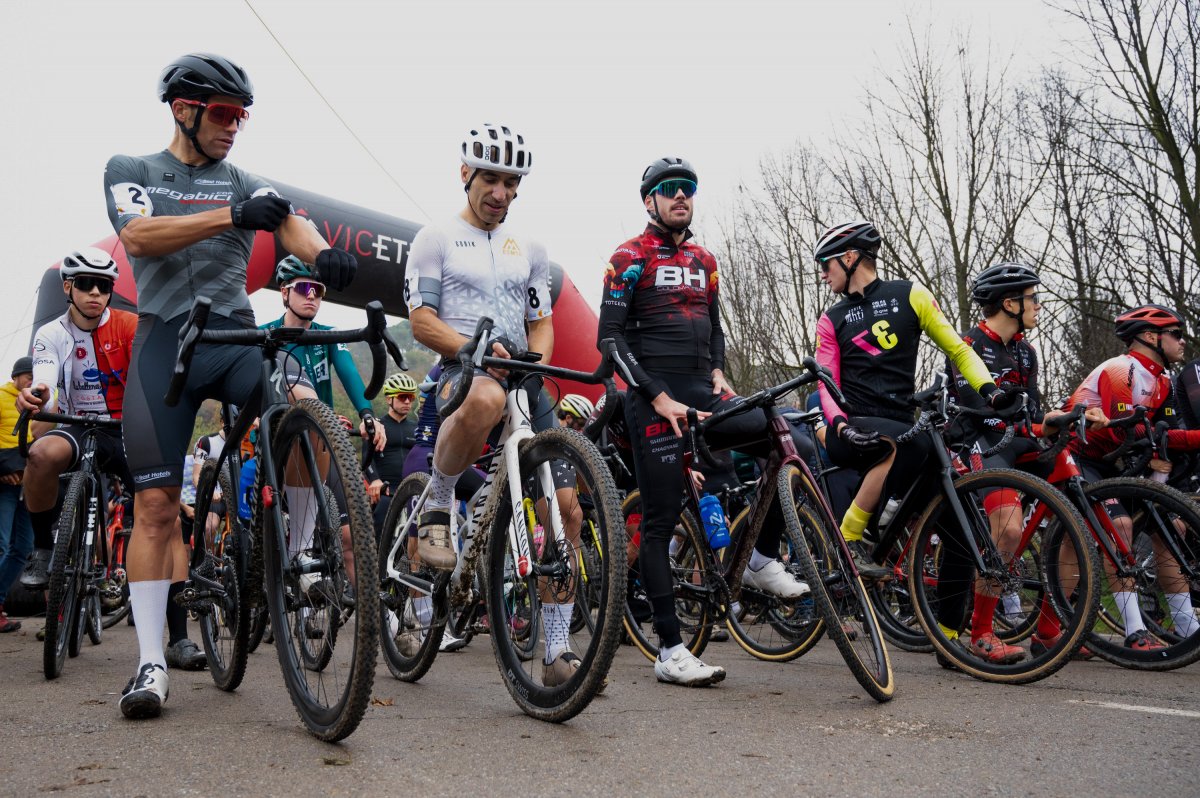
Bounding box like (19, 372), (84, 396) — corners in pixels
(14, 407), (122, 679)
(377, 317), (626, 722)
(169, 295), (404, 741)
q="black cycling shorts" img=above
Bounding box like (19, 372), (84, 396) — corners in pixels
(122, 311), (310, 491)
(41, 424), (134, 488)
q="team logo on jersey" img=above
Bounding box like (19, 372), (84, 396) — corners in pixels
(655, 265), (705, 289)
(502, 238), (521, 256)
(845, 307), (864, 324)
(76, 347), (87, 360)
(606, 261), (643, 298)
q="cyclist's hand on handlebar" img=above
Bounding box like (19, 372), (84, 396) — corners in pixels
(1149, 457), (1173, 475)
(839, 423), (891, 455)
(231, 195), (291, 231)
(1085, 407), (1109, 429)
(690, 470), (707, 491)
(315, 247), (357, 291)
(486, 338), (514, 381)
(16, 384), (48, 413)
(711, 369), (734, 397)
(359, 417), (386, 452)
(367, 479), (384, 504)
(650, 393), (708, 437)
(986, 385), (1026, 414)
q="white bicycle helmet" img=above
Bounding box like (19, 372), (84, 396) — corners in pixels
(559, 394), (595, 420)
(461, 124), (532, 176)
(61, 247), (119, 281)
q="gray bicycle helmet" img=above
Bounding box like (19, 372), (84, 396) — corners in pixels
(639, 157), (698, 200)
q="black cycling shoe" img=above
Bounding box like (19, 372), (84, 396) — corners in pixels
(848, 541), (891, 582)
(165, 639), (207, 671)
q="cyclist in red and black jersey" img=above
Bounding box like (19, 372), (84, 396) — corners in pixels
(598, 157), (814, 687)
(1059, 304), (1200, 650)
(944, 263), (1106, 662)
(814, 221), (1020, 582)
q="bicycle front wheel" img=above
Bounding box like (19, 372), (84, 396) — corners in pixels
(1082, 477), (1200, 671)
(44, 472), (88, 679)
(263, 399), (378, 742)
(194, 459), (251, 691)
(907, 468), (1099, 684)
(780, 465), (895, 702)
(378, 472), (448, 682)
(486, 427), (626, 722)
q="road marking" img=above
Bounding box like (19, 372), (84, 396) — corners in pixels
(1068, 699), (1200, 718)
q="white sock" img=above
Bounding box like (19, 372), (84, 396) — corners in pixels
(668, 535), (683, 558)
(542, 602), (574, 664)
(659, 642), (686, 662)
(282, 485), (317, 557)
(1113, 591), (1146, 637)
(428, 465), (462, 510)
(1167, 593), (1200, 637)
(748, 549), (773, 571)
(1001, 591), (1023, 617)
(129, 579), (170, 670)
(414, 595), (433, 627)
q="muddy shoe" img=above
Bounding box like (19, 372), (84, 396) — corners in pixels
(416, 510), (457, 571)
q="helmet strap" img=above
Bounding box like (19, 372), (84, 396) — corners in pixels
(65, 288), (104, 324)
(834, 252), (864, 294)
(174, 102), (215, 163)
(1132, 333), (1169, 366)
(1002, 295), (1027, 335)
(648, 193), (689, 235)
(282, 288), (316, 323)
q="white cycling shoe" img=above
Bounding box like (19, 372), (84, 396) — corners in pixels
(743, 559), (810, 599)
(120, 663), (169, 719)
(654, 648), (726, 687)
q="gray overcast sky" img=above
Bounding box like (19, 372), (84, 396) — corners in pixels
(0, 0), (1069, 366)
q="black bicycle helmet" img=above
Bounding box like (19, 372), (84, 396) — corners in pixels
(639, 157), (698, 200)
(813, 220), (882, 261)
(971, 262), (1041, 305)
(1114, 304), (1185, 342)
(158, 53), (254, 105)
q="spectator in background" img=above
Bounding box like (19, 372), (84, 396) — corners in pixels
(0, 357), (35, 632)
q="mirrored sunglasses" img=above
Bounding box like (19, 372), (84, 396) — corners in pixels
(287, 281), (326, 299)
(652, 178), (698, 198)
(177, 98), (250, 129)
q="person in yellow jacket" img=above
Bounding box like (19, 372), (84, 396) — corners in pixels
(0, 357), (34, 632)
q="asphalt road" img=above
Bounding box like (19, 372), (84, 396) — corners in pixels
(0, 616), (1196, 797)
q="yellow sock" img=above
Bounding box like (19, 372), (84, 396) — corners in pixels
(938, 623), (960, 641)
(840, 501), (872, 543)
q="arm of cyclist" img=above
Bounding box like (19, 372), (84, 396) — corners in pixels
(814, 311), (847, 432)
(330, 344), (385, 451)
(911, 283), (1013, 409)
(708, 275), (732, 396)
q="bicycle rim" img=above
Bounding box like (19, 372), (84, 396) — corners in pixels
(486, 427), (625, 722)
(195, 460), (251, 691)
(726, 506), (825, 661)
(780, 465), (895, 701)
(1081, 478), (1200, 670)
(44, 472), (87, 679)
(378, 472), (447, 682)
(908, 468), (1099, 684)
(264, 399), (378, 742)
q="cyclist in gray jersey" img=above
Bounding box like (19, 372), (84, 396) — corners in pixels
(102, 53), (359, 721)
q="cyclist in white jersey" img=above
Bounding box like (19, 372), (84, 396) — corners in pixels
(404, 125), (589, 684)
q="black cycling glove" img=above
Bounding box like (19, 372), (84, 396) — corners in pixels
(231, 195), (291, 231)
(985, 385), (1027, 414)
(315, 248), (357, 291)
(839, 424), (891, 456)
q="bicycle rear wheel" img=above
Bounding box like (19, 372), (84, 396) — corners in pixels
(194, 459), (252, 691)
(263, 399), (378, 742)
(44, 472), (87, 679)
(486, 427), (625, 722)
(781, 464), (895, 701)
(725, 506), (825, 661)
(865, 515), (934, 653)
(100, 528), (130, 629)
(907, 468), (1098, 684)
(1081, 477), (1200, 671)
(378, 472), (448, 682)
(620, 490), (714, 662)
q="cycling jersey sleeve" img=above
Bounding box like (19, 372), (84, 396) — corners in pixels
(403, 225), (447, 315)
(708, 265), (726, 372)
(910, 283), (994, 394)
(525, 240), (553, 323)
(331, 342), (371, 415)
(29, 320), (63, 410)
(598, 253), (665, 400)
(104, 155), (153, 235)
(814, 312), (846, 425)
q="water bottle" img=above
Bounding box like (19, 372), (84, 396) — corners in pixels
(698, 493), (731, 550)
